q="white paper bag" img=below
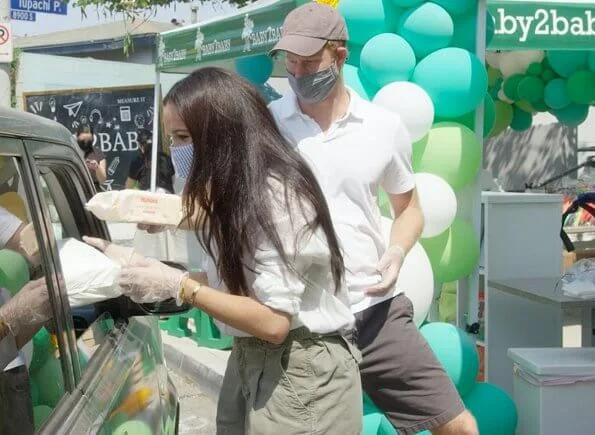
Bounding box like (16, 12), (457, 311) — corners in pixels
(86, 190), (183, 226)
(57, 238), (122, 307)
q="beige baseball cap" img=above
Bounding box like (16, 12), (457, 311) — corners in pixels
(270, 2), (348, 57)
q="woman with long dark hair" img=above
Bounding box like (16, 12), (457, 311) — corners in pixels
(104, 67), (362, 434)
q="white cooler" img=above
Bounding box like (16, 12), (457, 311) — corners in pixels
(508, 347), (595, 435)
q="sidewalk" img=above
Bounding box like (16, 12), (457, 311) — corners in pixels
(162, 332), (230, 394)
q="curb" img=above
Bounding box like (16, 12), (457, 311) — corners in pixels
(162, 333), (230, 395)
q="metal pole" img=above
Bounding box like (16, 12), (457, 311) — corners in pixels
(150, 68), (160, 192)
(458, 0), (487, 331)
(0, 0), (11, 108)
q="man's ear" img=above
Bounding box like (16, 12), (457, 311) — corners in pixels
(336, 46), (348, 69)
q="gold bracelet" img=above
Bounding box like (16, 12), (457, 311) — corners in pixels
(184, 282), (202, 305)
(177, 273), (190, 304)
(0, 319), (11, 340)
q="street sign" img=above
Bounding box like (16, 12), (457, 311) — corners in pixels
(10, 10), (36, 21)
(0, 23), (13, 64)
(10, 0), (67, 15)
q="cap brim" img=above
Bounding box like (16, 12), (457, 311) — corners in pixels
(269, 34), (327, 57)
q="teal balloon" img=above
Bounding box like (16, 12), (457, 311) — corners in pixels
(343, 64), (375, 101)
(464, 383), (518, 435)
(451, 10), (495, 53)
(544, 79), (571, 109)
(432, 0), (475, 16)
(0, 249), (30, 296)
(391, 0), (423, 7)
(412, 122), (481, 190)
(547, 50), (588, 78)
(234, 55), (273, 84)
(397, 3), (453, 59)
(510, 106), (533, 132)
(339, 0), (401, 45)
(553, 103), (590, 127)
(360, 33), (416, 87)
(419, 217), (480, 282)
(420, 322), (479, 397)
(502, 74), (524, 101)
(517, 76), (545, 103)
(589, 51), (595, 72)
(566, 70), (595, 105)
(347, 42), (363, 67)
(437, 95), (496, 138)
(413, 48), (488, 118)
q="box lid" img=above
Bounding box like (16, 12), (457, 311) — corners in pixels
(508, 348), (595, 377)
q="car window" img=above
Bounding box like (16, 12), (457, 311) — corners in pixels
(0, 154), (69, 432)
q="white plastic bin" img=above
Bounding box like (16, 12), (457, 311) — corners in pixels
(508, 347), (595, 435)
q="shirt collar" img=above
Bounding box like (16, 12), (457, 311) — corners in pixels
(278, 87), (365, 124)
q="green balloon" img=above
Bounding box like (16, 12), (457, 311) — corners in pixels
(30, 377), (40, 406)
(510, 106), (533, 132)
(438, 283), (457, 324)
(502, 74), (524, 101)
(431, 0), (475, 16)
(517, 76), (545, 103)
(397, 3), (454, 59)
(553, 103), (590, 127)
(112, 420), (153, 435)
(515, 100), (535, 114)
(420, 217), (480, 282)
(360, 33), (416, 86)
(0, 249), (30, 296)
(420, 322), (479, 397)
(30, 327), (51, 374)
(338, 0), (401, 45)
(544, 78), (571, 110)
(527, 62), (543, 76)
(33, 405), (54, 430)
(412, 122), (482, 191)
(566, 70), (595, 105)
(547, 50), (589, 78)
(540, 67), (557, 83)
(489, 77), (503, 100)
(487, 66), (501, 87)
(343, 64), (375, 101)
(34, 356), (65, 407)
(437, 95), (496, 138)
(532, 99), (549, 112)
(463, 383), (518, 435)
(491, 101), (513, 137)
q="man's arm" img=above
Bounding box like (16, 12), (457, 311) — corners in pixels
(388, 188), (424, 255)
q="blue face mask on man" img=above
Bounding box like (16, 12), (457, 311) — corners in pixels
(170, 144), (194, 179)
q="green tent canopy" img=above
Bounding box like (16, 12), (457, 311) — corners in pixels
(157, 0), (308, 74)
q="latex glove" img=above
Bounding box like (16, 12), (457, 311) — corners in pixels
(18, 222), (40, 266)
(83, 236), (147, 266)
(0, 278), (52, 337)
(119, 258), (186, 304)
(366, 244), (405, 296)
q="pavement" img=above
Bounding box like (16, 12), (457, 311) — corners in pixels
(162, 332), (230, 394)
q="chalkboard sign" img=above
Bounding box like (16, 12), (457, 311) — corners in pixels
(24, 85), (156, 191)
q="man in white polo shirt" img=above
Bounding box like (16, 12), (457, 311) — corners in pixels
(268, 3), (478, 435)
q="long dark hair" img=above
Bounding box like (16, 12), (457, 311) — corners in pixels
(164, 67), (344, 296)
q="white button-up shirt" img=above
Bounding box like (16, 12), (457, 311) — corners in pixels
(269, 89), (415, 313)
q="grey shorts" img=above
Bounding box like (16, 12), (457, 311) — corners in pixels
(216, 327), (363, 435)
(0, 365), (34, 435)
(354, 294), (465, 435)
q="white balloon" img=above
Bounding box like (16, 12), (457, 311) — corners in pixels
(510, 50), (545, 68)
(22, 340), (33, 369)
(498, 52), (527, 78)
(380, 217), (434, 326)
(414, 173), (457, 238)
(373, 82), (435, 142)
(486, 51), (502, 69)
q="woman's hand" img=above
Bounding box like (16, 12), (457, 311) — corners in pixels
(119, 258), (186, 304)
(83, 236), (147, 266)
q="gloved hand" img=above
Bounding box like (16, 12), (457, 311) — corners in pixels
(0, 278), (52, 337)
(366, 244), (406, 296)
(119, 258), (187, 304)
(83, 236), (147, 266)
